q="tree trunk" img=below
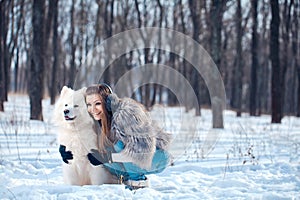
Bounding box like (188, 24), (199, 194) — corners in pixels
(189, 0), (201, 116)
(29, 0), (45, 121)
(282, 0), (293, 115)
(270, 0), (281, 123)
(50, 0), (59, 105)
(6, 0), (23, 99)
(293, 1), (300, 117)
(167, 4), (178, 107)
(14, 47), (19, 92)
(209, 0), (226, 71)
(257, 0), (269, 114)
(232, 0), (243, 117)
(150, 0), (164, 107)
(179, 0), (189, 111)
(13, 0), (25, 93)
(0, 1), (6, 111)
(0, 1), (12, 111)
(250, 0), (258, 116)
(44, 0), (54, 97)
(209, 0), (226, 128)
(94, 0), (103, 47)
(68, 0), (76, 88)
(102, 0), (114, 85)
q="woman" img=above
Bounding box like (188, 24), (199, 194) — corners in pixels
(85, 84), (172, 189)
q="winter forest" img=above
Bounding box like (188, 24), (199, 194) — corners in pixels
(0, 0), (299, 123)
(1, 0), (300, 199)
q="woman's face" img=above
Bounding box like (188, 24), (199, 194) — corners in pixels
(86, 94), (104, 121)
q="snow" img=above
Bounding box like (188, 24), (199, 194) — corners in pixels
(0, 94), (299, 199)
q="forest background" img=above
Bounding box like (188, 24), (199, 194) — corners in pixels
(0, 0), (299, 124)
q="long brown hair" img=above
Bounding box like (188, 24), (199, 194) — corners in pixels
(85, 84), (112, 152)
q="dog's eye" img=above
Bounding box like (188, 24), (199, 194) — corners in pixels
(65, 104), (68, 107)
(74, 105), (79, 108)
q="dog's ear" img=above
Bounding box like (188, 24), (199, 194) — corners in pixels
(78, 87), (87, 94)
(60, 86), (70, 96)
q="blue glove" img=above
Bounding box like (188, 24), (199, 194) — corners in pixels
(59, 145), (73, 164)
(87, 149), (112, 166)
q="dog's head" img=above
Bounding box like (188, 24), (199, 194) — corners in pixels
(53, 86), (91, 127)
(60, 86), (78, 122)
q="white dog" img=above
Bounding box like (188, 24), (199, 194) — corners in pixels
(53, 86), (118, 185)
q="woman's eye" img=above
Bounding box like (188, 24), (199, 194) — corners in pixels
(95, 102), (101, 106)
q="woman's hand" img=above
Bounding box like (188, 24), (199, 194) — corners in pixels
(87, 149), (112, 166)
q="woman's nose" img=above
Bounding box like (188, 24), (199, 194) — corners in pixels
(91, 105), (97, 113)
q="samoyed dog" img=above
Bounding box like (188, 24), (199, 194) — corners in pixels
(53, 86), (118, 185)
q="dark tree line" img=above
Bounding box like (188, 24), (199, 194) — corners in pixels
(0, 0), (299, 125)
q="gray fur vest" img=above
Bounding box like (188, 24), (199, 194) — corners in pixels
(109, 93), (172, 170)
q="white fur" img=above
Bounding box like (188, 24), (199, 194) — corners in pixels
(53, 86), (118, 185)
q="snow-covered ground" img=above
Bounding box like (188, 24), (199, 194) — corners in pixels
(0, 94), (299, 199)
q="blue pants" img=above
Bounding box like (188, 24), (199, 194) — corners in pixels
(104, 141), (170, 181)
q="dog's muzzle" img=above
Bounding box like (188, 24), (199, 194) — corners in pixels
(64, 109), (76, 121)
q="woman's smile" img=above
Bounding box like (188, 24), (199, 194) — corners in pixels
(92, 111), (101, 118)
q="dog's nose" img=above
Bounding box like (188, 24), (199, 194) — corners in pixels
(64, 109), (69, 114)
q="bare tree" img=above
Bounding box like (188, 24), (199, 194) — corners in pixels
(231, 0), (243, 117)
(0, 1), (8, 111)
(257, 0), (270, 115)
(293, 0), (300, 117)
(209, 0), (226, 72)
(68, 0), (76, 88)
(13, 0), (25, 92)
(44, 0), (54, 96)
(282, 0), (293, 115)
(50, 0), (59, 105)
(29, 0), (45, 120)
(0, 0), (24, 111)
(188, 0), (202, 116)
(209, 0), (226, 128)
(94, 0), (103, 47)
(249, 0), (258, 116)
(270, 0), (281, 123)
(102, 0), (115, 85)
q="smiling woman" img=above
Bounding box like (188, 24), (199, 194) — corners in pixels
(83, 83), (172, 190)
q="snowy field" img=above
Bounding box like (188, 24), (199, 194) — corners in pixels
(0, 94), (299, 200)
